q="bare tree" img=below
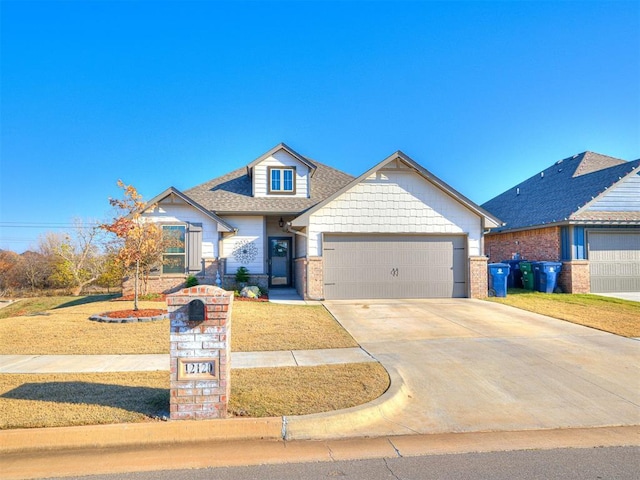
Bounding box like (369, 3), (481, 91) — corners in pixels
(39, 219), (107, 296)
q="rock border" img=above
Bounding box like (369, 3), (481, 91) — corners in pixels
(89, 312), (169, 324)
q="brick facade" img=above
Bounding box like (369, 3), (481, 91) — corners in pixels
(123, 259), (225, 296)
(469, 256), (489, 298)
(485, 227), (561, 263)
(306, 257), (324, 300)
(559, 260), (590, 294)
(167, 286), (233, 421)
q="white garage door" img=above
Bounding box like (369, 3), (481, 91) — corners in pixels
(323, 234), (467, 300)
(588, 231), (640, 293)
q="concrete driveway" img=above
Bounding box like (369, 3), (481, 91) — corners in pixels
(286, 299), (640, 439)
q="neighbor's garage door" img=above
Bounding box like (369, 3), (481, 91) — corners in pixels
(323, 234), (467, 300)
(588, 231), (640, 293)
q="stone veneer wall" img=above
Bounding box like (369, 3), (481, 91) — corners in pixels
(485, 227), (561, 263)
(469, 256), (489, 298)
(167, 286), (232, 420)
(123, 259), (224, 296)
(558, 260), (590, 294)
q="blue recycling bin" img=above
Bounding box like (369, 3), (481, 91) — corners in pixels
(488, 263), (511, 297)
(532, 262), (543, 292)
(537, 262), (562, 293)
(502, 260), (523, 289)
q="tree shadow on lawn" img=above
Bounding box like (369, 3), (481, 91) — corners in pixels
(2, 382), (169, 417)
(53, 295), (121, 310)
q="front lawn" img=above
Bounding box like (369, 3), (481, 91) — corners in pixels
(486, 289), (640, 337)
(0, 295), (389, 429)
(0, 363), (389, 429)
(0, 296), (357, 354)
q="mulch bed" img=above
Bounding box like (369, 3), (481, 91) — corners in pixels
(89, 309), (168, 323)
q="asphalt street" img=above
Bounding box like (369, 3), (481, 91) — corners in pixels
(46, 446), (639, 480)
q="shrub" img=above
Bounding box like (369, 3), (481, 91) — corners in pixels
(235, 267), (249, 284)
(185, 275), (199, 288)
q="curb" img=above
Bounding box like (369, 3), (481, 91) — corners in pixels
(284, 365), (411, 440)
(0, 417), (283, 454)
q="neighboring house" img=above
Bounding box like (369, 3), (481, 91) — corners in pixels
(134, 143), (501, 300)
(482, 152), (640, 294)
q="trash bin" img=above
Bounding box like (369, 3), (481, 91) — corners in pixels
(532, 262), (543, 292)
(520, 261), (534, 290)
(488, 263), (511, 297)
(502, 260), (523, 289)
(537, 262), (562, 293)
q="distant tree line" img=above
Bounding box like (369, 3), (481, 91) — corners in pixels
(1, 181), (165, 301)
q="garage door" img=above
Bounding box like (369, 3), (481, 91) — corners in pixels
(588, 231), (640, 293)
(323, 234), (467, 300)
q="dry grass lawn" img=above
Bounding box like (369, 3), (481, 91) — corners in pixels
(0, 371), (169, 429)
(0, 363), (389, 429)
(0, 298), (170, 355)
(229, 363), (389, 417)
(231, 302), (357, 351)
(0, 296), (387, 429)
(487, 290), (640, 337)
(0, 297), (356, 354)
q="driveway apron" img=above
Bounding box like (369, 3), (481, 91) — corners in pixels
(287, 299), (640, 439)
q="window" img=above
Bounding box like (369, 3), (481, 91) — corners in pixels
(268, 167), (296, 194)
(162, 225), (186, 274)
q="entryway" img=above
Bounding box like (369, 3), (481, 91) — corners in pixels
(268, 237), (292, 288)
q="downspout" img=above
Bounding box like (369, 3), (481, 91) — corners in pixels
(286, 224), (324, 301)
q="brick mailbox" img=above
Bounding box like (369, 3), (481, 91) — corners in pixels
(167, 286), (233, 420)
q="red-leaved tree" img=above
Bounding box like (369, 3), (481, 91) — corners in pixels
(102, 180), (164, 310)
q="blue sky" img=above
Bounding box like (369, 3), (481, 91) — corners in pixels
(1, 0), (638, 253)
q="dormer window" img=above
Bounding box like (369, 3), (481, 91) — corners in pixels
(268, 166), (296, 194)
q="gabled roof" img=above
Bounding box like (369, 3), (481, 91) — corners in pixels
(246, 143), (317, 177)
(144, 187), (235, 232)
(185, 156), (354, 215)
(291, 151), (502, 228)
(481, 151), (640, 232)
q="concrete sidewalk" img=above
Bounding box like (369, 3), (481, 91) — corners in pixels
(0, 347), (375, 373)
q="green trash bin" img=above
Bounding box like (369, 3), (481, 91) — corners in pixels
(520, 261), (534, 290)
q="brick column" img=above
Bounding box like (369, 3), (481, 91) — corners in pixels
(167, 286), (233, 420)
(469, 256), (489, 299)
(559, 260), (590, 294)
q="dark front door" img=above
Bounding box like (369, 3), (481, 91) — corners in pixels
(269, 237), (292, 287)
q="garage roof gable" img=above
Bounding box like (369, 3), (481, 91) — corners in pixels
(291, 151), (502, 228)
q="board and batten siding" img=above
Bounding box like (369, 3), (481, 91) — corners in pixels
(306, 171), (482, 256)
(221, 216), (265, 274)
(143, 203), (220, 258)
(586, 171), (640, 212)
(253, 150), (310, 198)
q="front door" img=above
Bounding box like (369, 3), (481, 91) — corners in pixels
(269, 237), (292, 287)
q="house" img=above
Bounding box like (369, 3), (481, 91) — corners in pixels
(482, 151), (640, 294)
(134, 143), (501, 300)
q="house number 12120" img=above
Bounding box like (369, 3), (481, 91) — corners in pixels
(177, 358), (218, 380)
(185, 362), (213, 374)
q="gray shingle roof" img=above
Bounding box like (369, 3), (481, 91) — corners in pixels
(481, 152), (640, 232)
(185, 159), (354, 215)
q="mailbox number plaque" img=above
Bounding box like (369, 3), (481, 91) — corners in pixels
(177, 358), (218, 381)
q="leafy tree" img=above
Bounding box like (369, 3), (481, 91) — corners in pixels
(19, 250), (53, 291)
(95, 251), (126, 293)
(102, 180), (164, 310)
